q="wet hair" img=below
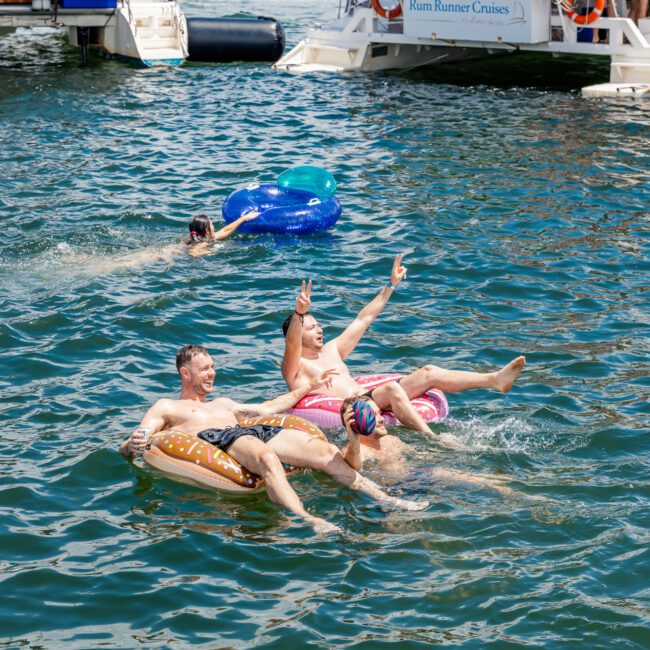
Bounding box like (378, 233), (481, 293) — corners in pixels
(282, 311), (312, 338)
(187, 214), (211, 246)
(176, 344), (210, 373)
(339, 395), (369, 420)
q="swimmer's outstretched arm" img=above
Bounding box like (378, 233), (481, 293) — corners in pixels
(334, 254), (407, 360)
(233, 368), (338, 419)
(341, 405), (362, 471)
(212, 212), (260, 241)
(281, 280), (311, 386)
(119, 399), (172, 457)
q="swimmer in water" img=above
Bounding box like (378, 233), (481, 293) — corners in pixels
(52, 211), (262, 275)
(340, 396), (516, 496)
(183, 212), (260, 256)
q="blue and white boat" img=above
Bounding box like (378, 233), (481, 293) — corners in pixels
(0, 0), (284, 67)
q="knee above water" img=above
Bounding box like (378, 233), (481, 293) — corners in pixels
(384, 380), (402, 395)
(423, 364), (442, 377)
(313, 442), (340, 468)
(385, 380), (408, 400)
(257, 449), (283, 475)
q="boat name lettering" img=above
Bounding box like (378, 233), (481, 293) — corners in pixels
(472, 1), (510, 14)
(431, 1), (470, 11)
(410, 0), (434, 9)
(421, 0), (511, 14)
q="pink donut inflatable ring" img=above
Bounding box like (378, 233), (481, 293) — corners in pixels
(287, 374), (449, 429)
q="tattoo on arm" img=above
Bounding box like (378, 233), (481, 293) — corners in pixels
(236, 407), (263, 418)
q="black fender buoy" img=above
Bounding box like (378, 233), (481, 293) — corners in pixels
(186, 16), (285, 63)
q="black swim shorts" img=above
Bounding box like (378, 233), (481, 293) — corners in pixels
(360, 388), (377, 401)
(361, 377), (402, 401)
(197, 424), (283, 453)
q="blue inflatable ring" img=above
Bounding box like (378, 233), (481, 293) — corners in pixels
(222, 182), (342, 235)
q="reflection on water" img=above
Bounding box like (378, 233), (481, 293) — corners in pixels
(1, 0), (649, 647)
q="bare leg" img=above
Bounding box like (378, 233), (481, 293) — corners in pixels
(431, 468), (515, 497)
(267, 429), (428, 511)
(371, 382), (433, 435)
(630, 0), (648, 21)
(397, 356), (526, 397)
(371, 383), (466, 448)
(227, 436), (339, 533)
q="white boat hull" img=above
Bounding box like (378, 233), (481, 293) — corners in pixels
(275, 7), (650, 96)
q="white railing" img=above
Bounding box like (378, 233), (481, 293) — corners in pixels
(549, 15), (650, 51)
(121, 0), (136, 35)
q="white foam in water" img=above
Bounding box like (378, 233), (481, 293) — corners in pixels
(439, 415), (584, 456)
(0, 229), (183, 300)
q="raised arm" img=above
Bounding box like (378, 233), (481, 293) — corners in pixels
(119, 399), (171, 457)
(233, 368), (338, 420)
(334, 254), (407, 359)
(213, 211), (260, 241)
(281, 279), (311, 386)
(341, 403), (362, 471)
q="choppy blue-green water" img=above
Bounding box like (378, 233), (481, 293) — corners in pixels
(1, 1), (649, 647)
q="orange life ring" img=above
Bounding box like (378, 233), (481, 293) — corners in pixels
(564, 0), (605, 25)
(371, 0), (402, 20)
(143, 414), (326, 493)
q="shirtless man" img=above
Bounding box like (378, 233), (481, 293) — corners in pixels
(340, 396), (515, 496)
(121, 345), (426, 533)
(281, 254), (526, 438)
(340, 397), (408, 474)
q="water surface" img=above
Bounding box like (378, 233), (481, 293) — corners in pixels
(0, 1), (649, 647)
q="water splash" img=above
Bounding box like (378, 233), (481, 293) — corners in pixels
(436, 414), (588, 456)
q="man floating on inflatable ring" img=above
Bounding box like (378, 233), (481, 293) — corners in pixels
(120, 345), (427, 534)
(281, 254), (526, 444)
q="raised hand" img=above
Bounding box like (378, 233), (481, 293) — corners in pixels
(390, 254), (407, 287)
(310, 367), (339, 392)
(295, 279), (312, 315)
(341, 405), (359, 442)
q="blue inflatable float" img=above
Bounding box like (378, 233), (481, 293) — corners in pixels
(222, 166), (341, 235)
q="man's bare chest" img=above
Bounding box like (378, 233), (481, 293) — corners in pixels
(170, 402), (236, 431)
(301, 348), (348, 374)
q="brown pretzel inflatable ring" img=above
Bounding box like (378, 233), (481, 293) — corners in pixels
(143, 414), (326, 493)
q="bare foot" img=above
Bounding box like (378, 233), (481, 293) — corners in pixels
(524, 493), (547, 502)
(404, 498), (429, 511)
(493, 356), (526, 393)
(431, 468), (519, 498)
(309, 516), (341, 534)
(386, 497), (429, 511)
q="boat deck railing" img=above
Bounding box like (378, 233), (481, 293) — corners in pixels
(324, 5), (650, 58)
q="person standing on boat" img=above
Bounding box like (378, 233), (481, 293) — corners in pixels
(280, 254), (526, 438)
(120, 345), (427, 534)
(630, 0), (648, 23)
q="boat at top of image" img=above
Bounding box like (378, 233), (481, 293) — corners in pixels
(274, 0), (650, 97)
(1, 0), (649, 96)
(0, 0), (285, 67)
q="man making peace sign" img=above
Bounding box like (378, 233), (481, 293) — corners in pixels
(281, 254), (526, 437)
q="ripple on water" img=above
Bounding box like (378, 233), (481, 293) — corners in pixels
(1, 1), (649, 646)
